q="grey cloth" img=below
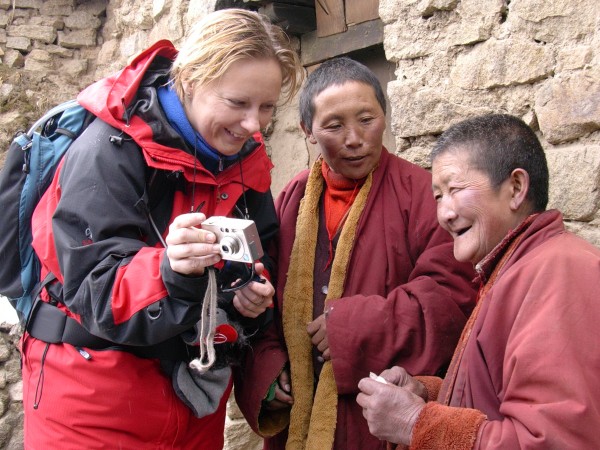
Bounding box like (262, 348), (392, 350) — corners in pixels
(182, 307), (229, 346)
(172, 362), (231, 418)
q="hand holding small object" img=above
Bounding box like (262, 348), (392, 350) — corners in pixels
(165, 213), (221, 275)
(232, 262), (274, 318)
(357, 371), (425, 445)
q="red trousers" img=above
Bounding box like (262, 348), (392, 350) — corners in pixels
(22, 333), (232, 449)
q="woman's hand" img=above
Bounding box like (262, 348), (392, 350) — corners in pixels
(165, 213), (221, 275)
(263, 368), (294, 411)
(232, 262), (274, 318)
(378, 366), (427, 400)
(307, 313), (330, 361)
(357, 369), (426, 445)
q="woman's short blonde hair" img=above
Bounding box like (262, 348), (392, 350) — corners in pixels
(171, 8), (303, 105)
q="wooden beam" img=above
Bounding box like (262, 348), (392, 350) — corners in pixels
(315, 0), (346, 37)
(301, 19), (384, 66)
(346, 0), (380, 26)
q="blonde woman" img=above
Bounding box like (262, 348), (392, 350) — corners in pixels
(22, 8), (302, 449)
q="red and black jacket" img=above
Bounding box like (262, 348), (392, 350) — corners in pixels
(31, 40), (277, 350)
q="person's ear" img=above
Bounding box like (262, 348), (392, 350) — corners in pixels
(508, 168), (530, 211)
(300, 121), (318, 145)
(182, 81), (193, 100)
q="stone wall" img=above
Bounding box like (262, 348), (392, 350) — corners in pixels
(267, 0), (600, 245)
(378, 0), (600, 244)
(0, 322), (22, 450)
(1, 0), (599, 448)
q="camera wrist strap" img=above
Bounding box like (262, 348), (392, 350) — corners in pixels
(189, 267), (217, 373)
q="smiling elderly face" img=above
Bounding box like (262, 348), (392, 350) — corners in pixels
(431, 147), (519, 266)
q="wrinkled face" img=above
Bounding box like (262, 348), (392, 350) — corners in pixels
(432, 149), (517, 266)
(304, 81), (385, 180)
(184, 57), (283, 156)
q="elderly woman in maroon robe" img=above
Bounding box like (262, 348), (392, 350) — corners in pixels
(357, 113), (600, 449)
(234, 57), (477, 449)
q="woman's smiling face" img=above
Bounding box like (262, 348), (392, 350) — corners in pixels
(184, 57), (283, 156)
(432, 148), (518, 266)
(303, 80), (386, 180)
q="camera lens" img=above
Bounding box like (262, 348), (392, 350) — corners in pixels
(220, 236), (240, 255)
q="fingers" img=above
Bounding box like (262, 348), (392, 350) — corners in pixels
(274, 369), (293, 404)
(273, 384), (293, 404)
(378, 367), (427, 399)
(380, 366), (410, 386)
(357, 381), (426, 445)
(306, 314), (325, 336)
(278, 369), (291, 391)
(307, 314), (329, 360)
(233, 277), (274, 318)
(165, 213), (222, 275)
(263, 369), (294, 411)
(358, 377), (381, 396)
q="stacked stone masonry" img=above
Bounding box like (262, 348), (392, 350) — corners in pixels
(0, 0), (599, 448)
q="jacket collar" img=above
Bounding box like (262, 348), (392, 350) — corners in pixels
(76, 40), (272, 192)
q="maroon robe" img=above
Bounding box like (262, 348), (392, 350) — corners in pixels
(410, 210), (600, 449)
(235, 149), (477, 449)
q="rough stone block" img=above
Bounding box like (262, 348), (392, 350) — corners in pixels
(40, 0), (75, 5)
(565, 221), (600, 248)
(224, 416), (262, 450)
(418, 0), (458, 17)
(61, 58), (88, 76)
(382, 0), (502, 61)
(80, 0), (108, 17)
(0, 343), (9, 362)
(30, 16), (65, 29)
(268, 100), (312, 197)
(546, 145), (600, 221)
(0, 10), (9, 26)
(45, 44), (73, 58)
(379, 0), (407, 23)
(535, 69), (600, 144)
(28, 48), (51, 61)
(556, 46), (593, 72)
(508, 0), (597, 43)
(0, 391), (8, 416)
(3, 360), (21, 385)
(11, 0), (42, 9)
(38, 4), (74, 16)
(64, 10), (102, 30)
(450, 38), (554, 90)
(8, 381), (21, 403)
(448, 0), (503, 46)
(96, 39), (119, 66)
(24, 56), (53, 72)
(57, 28), (97, 48)
(7, 24), (57, 44)
(388, 82), (492, 137)
(5, 36), (30, 52)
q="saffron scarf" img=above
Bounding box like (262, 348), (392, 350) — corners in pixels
(321, 161), (365, 268)
(282, 158), (373, 449)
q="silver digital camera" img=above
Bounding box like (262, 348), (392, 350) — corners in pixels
(201, 216), (264, 262)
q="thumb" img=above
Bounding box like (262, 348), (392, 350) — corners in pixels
(358, 377), (377, 394)
(253, 262), (265, 275)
